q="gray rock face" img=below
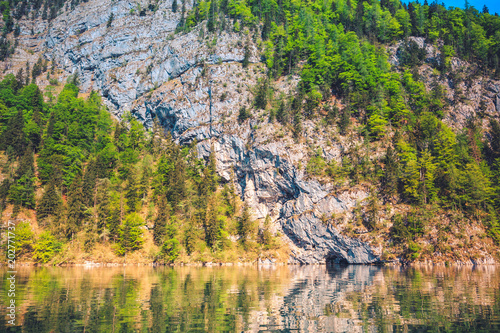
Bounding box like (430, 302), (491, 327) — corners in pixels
(197, 136), (379, 264)
(6, 0), (380, 264)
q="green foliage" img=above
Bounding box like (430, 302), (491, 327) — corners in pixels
(32, 231), (62, 263)
(161, 238), (181, 262)
(37, 180), (62, 222)
(254, 78), (269, 110)
(391, 214), (410, 244)
(259, 215), (278, 250)
(153, 195), (169, 245)
(238, 203), (254, 245)
(116, 213), (145, 256)
(125, 169), (140, 213)
(406, 241), (421, 260)
(238, 106), (251, 123)
(306, 149), (326, 177)
(107, 13), (114, 28)
(65, 173), (87, 239)
(2, 0), (500, 262)
(0, 78), (285, 264)
(14, 221), (34, 256)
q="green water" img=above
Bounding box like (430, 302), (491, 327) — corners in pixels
(1, 265), (500, 332)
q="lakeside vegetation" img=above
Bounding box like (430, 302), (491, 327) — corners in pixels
(0, 75), (283, 264)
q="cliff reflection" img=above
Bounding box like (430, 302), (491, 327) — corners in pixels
(1, 265), (500, 332)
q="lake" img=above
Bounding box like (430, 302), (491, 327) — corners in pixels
(1, 264), (500, 332)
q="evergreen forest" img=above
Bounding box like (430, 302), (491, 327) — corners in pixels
(0, 75), (282, 264)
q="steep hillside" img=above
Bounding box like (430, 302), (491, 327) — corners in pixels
(1, 0), (500, 265)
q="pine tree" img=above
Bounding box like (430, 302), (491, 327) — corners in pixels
(96, 179), (111, 237)
(207, 0), (217, 32)
(37, 179), (62, 223)
(9, 147), (36, 209)
(117, 213), (145, 255)
(242, 43), (250, 68)
(1, 109), (26, 156)
(66, 173), (86, 239)
(207, 149), (218, 192)
(339, 107), (351, 135)
(238, 202), (253, 244)
(259, 215), (277, 249)
(276, 100), (287, 123)
(172, 0), (178, 13)
(125, 169), (140, 213)
(204, 196), (220, 249)
(82, 159), (98, 206)
(293, 109), (303, 139)
(28, 108), (43, 150)
(184, 220), (197, 255)
(139, 165), (151, 200)
(488, 120), (500, 162)
(107, 204), (121, 242)
(382, 146), (398, 197)
(153, 195), (169, 246)
(106, 13), (114, 28)
(15, 68), (24, 92)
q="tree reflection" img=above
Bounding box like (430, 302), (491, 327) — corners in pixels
(1, 265), (500, 332)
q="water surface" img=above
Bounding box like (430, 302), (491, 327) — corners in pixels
(1, 264), (500, 332)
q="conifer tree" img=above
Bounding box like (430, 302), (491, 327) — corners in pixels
(259, 215), (276, 249)
(117, 213), (144, 255)
(1, 109), (26, 156)
(82, 159), (98, 206)
(66, 173), (86, 239)
(204, 196), (220, 249)
(207, 0), (217, 32)
(184, 220), (197, 255)
(15, 68), (24, 92)
(96, 179), (111, 237)
(28, 108), (43, 150)
(37, 179), (62, 223)
(238, 202), (253, 244)
(125, 169), (140, 213)
(139, 165), (151, 200)
(153, 195), (169, 246)
(488, 120), (500, 163)
(382, 146), (398, 197)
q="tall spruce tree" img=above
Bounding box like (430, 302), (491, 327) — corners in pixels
(37, 179), (62, 223)
(153, 195), (169, 246)
(65, 173), (86, 239)
(204, 196), (220, 249)
(125, 169), (140, 213)
(1, 109), (26, 156)
(207, 0), (217, 32)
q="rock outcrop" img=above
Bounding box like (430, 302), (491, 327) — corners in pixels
(387, 37), (500, 130)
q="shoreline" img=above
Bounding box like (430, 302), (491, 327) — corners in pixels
(2, 259), (498, 268)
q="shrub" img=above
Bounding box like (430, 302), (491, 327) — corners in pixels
(238, 106), (251, 123)
(306, 149), (326, 177)
(32, 231), (62, 263)
(390, 214), (410, 244)
(14, 221), (34, 256)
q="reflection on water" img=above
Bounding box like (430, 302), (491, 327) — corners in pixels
(1, 264), (500, 332)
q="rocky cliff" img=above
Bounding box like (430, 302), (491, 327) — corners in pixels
(3, 0), (499, 264)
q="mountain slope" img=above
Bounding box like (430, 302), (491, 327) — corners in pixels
(1, 0), (500, 264)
